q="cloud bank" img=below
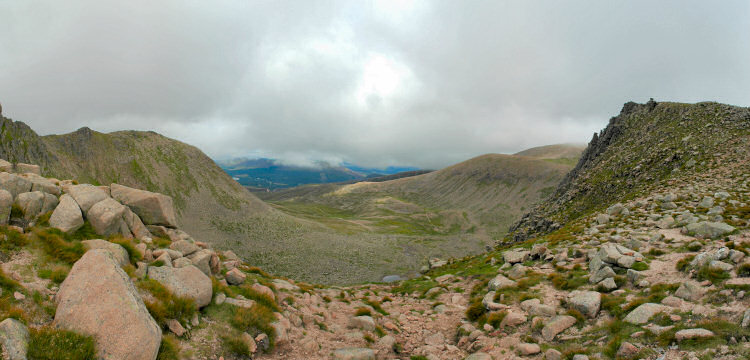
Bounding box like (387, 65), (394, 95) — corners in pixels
(1, 1), (748, 168)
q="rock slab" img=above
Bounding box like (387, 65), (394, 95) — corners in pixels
(54, 249), (161, 360)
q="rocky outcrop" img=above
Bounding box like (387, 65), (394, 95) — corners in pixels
(54, 249), (162, 360)
(111, 183), (177, 228)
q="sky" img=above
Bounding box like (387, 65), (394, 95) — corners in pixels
(1, 1), (748, 169)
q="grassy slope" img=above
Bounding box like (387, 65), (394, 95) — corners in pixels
(261, 154), (574, 282)
(514, 143), (585, 160)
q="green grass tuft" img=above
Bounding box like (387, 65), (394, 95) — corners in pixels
(27, 327), (97, 360)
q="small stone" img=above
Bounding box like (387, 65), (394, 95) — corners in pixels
(332, 347), (375, 360)
(517, 342), (541, 355)
(166, 319), (186, 337)
(541, 316), (576, 341)
(225, 268), (247, 285)
(545, 349), (563, 360)
(617, 342), (638, 358)
(13, 291), (25, 300)
(675, 328), (715, 341)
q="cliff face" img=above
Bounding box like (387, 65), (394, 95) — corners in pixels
(509, 99), (750, 242)
(0, 115), (54, 173)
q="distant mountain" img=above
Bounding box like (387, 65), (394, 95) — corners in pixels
(216, 157), (421, 191)
(342, 162), (420, 176)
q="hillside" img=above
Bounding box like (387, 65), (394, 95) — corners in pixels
(2, 112), (572, 284)
(2, 100), (748, 360)
(262, 153), (575, 273)
(510, 100), (750, 242)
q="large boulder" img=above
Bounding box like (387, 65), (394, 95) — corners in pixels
(41, 193), (58, 214)
(49, 194), (85, 233)
(568, 291), (601, 318)
(687, 221), (736, 239)
(14, 163), (40, 175)
(88, 198), (128, 237)
(66, 184), (109, 213)
(624, 303), (668, 325)
(15, 191), (45, 220)
(0, 318), (29, 360)
(541, 315), (577, 341)
(54, 249), (162, 360)
(0, 159), (11, 172)
(111, 184), (177, 227)
(123, 207), (151, 240)
(0, 189), (12, 225)
(23, 174), (60, 196)
(147, 265), (212, 307)
(82, 239), (130, 267)
(0, 173), (32, 199)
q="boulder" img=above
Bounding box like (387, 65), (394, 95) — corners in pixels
(0, 172), (32, 198)
(675, 328), (714, 341)
(624, 303), (668, 324)
(111, 183), (177, 227)
(332, 348), (375, 360)
(589, 266), (615, 284)
(54, 249), (161, 360)
(698, 196), (714, 208)
(15, 191), (45, 220)
(687, 221), (736, 239)
(545, 349), (563, 360)
(49, 194), (85, 233)
(188, 249), (212, 276)
(88, 198), (128, 237)
(0, 189), (12, 225)
(465, 354), (492, 360)
(24, 174), (60, 196)
(147, 265), (212, 307)
(742, 309), (750, 328)
(123, 207), (152, 240)
(0, 318), (29, 360)
(14, 163), (40, 175)
(348, 316), (376, 331)
(251, 283), (275, 301)
(226, 268), (247, 285)
(617, 342), (639, 358)
(488, 274), (517, 290)
(82, 239), (130, 267)
(41, 193), (58, 214)
(542, 315), (576, 341)
(0, 159), (11, 172)
(503, 249), (530, 264)
(66, 184), (109, 213)
(170, 240), (200, 257)
(500, 312), (527, 328)
(568, 291), (601, 318)
(517, 343), (541, 356)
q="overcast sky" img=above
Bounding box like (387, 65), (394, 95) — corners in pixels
(1, 1), (748, 169)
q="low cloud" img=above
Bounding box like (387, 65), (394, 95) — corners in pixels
(1, 1), (748, 169)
